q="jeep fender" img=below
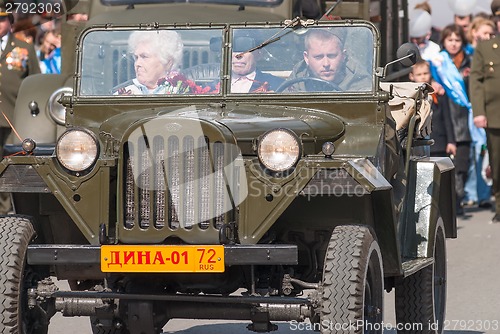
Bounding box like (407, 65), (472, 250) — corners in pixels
(400, 157), (456, 260)
(9, 74), (71, 145)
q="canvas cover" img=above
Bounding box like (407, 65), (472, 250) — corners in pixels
(380, 82), (433, 141)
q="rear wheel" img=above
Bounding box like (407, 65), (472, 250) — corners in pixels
(395, 220), (447, 334)
(320, 225), (384, 333)
(0, 216), (49, 334)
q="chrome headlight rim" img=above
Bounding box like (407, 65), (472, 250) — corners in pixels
(56, 128), (99, 174)
(47, 87), (72, 125)
(257, 128), (302, 174)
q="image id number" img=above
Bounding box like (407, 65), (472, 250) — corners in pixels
(5, 1), (62, 15)
(443, 320), (499, 331)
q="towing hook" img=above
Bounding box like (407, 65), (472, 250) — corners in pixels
(219, 222), (237, 245)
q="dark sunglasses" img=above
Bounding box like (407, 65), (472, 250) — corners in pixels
(0, 16), (9, 22)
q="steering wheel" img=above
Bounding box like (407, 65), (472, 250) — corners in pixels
(275, 77), (342, 93)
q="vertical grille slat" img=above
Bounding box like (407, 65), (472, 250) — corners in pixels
(154, 137), (166, 229)
(168, 136), (180, 229)
(125, 144), (135, 229)
(183, 136), (195, 229)
(123, 132), (237, 234)
(214, 142), (225, 228)
(229, 150), (240, 224)
(199, 136), (211, 229)
(139, 137), (151, 229)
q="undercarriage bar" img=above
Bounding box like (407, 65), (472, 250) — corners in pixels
(52, 290), (310, 305)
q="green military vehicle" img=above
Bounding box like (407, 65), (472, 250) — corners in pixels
(0, 1), (456, 334)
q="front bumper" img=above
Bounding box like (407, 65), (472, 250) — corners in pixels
(27, 244), (298, 266)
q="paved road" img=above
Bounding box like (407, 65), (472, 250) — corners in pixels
(48, 205), (500, 333)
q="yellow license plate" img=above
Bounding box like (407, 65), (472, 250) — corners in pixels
(101, 245), (224, 273)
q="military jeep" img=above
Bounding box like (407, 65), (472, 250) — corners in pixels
(0, 14), (456, 334)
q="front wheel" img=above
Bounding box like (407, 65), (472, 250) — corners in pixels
(320, 225), (384, 333)
(395, 219), (447, 334)
(0, 216), (49, 334)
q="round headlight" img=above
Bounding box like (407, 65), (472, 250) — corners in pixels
(56, 129), (99, 173)
(47, 87), (72, 125)
(258, 128), (301, 173)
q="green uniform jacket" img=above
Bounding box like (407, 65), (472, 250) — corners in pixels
(470, 35), (500, 129)
(0, 34), (40, 128)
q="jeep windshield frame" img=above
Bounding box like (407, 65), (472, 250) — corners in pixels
(75, 21), (378, 98)
(101, 0), (284, 6)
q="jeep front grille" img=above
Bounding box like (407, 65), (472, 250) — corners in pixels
(123, 135), (237, 231)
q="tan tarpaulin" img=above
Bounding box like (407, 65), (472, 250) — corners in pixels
(380, 82), (433, 140)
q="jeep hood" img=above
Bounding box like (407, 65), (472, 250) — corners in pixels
(100, 105), (345, 155)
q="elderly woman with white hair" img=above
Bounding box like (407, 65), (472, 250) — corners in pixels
(114, 30), (201, 95)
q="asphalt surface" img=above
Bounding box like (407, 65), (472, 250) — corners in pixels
(48, 204), (500, 333)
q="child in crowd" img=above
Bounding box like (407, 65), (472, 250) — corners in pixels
(409, 60), (457, 158)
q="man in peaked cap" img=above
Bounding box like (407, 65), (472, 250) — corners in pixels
(230, 32), (284, 93)
(470, 25), (500, 223)
(0, 1), (40, 213)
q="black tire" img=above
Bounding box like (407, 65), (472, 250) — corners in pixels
(395, 220), (447, 334)
(320, 225), (384, 334)
(0, 216), (48, 334)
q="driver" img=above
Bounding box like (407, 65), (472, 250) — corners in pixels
(287, 29), (372, 92)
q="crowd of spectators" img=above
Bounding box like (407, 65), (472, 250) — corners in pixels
(9, 11), (87, 75)
(0, 8), (87, 214)
(409, 1), (500, 220)
(12, 14), (62, 74)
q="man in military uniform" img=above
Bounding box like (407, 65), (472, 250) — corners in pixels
(0, 5), (40, 146)
(0, 4), (40, 212)
(470, 0), (500, 222)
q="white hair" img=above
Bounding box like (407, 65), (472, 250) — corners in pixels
(128, 30), (184, 69)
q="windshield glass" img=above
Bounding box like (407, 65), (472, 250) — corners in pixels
(79, 28), (224, 96)
(78, 24), (375, 96)
(229, 25), (374, 93)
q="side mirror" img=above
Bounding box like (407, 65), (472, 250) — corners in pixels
(378, 43), (421, 79)
(396, 43), (420, 67)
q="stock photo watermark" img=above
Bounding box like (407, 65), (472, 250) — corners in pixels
(288, 319), (500, 332)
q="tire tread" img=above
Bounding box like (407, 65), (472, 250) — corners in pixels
(0, 216), (36, 334)
(321, 225), (383, 334)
